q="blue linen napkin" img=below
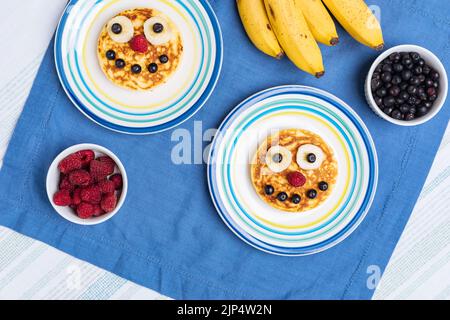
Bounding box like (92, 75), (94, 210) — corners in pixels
(0, 0), (449, 299)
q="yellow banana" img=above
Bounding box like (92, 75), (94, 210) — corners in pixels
(322, 0), (384, 50)
(264, 0), (324, 77)
(237, 0), (284, 59)
(295, 0), (339, 46)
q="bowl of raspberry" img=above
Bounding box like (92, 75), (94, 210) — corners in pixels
(365, 44), (448, 126)
(46, 144), (128, 225)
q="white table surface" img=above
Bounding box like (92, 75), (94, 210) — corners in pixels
(0, 0), (449, 300)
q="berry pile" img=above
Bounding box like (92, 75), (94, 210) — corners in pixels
(53, 150), (123, 219)
(371, 51), (440, 121)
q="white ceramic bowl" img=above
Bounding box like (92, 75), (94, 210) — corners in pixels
(46, 143), (128, 225)
(365, 44), (448, 126)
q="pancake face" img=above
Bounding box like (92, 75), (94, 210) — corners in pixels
(97, 8), (183, 91)
(251, 129), (338, 213)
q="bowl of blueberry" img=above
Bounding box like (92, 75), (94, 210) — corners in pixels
(366, 44), (448, 126)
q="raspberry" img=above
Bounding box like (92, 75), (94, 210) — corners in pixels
(58, 153), (82, 174)
(287, 171), (306, 187)
(76, 150), (95, 167)
(77, 202), (95, 219)
(69, 169), (92, 186)
(53, 190), (72, 206)
(92, 204), (105, 217)
(129, 35), (148, 53)
(59, 175), (74, 191)
(90, 160), (114, 181)
(72, 188), (82, 206)
(101, 193), (117, 213)
(98, 156), (116, 171)
(80, 185), (102, 204)
(98, 179), (116, 194)
(109, 174), (123, 189)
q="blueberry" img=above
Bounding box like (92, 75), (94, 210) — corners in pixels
(414, 66), (423, 75)
(382, 64), (393, 73)
(389, 86), (400, 97)
(148, 63), (158, 73)
(409, 106), (417, 114)
(433, 81), (439, 89)
(401, 70), (412, 81)
(402, 56), (412, 66)
(425, 78), (434, 87)
(318, 181), (328, 191)
(264, 185), (274, 195)
(307, 153), (316, 163)
(391, 75), (402, 85)
(400, 83), (409, 91)
(383, 107), (393, 115)
(115, 59), (125, 68)
(391, 109), (403, 120)
(430, 70), (440, 81)
(405, 113), (416, 121)
(418, 74), (426, 83)
(429, 95), (437, 102)
(408, 96), (418, 106)
(424, 101), (433, 108)
(159, 54), (169, 64)
(376, 88), (387, 98)
(131, 64), (142, 74)
(399, 91), (409, 101)
(373, 72), (381, 80)
(153, 23), (164, 33)
(409, 77), (421, 86)
(381, 72), (392, 83)
(383, 96), (396, 107)
(417, 58), (425, 67)
(418, 92), (428, 101)
(427, 87), (437, 97)
(106, 50), (116, 60)
(410, 52), (421, 62)
(111, 23), (122, 34)
(371, 78), (382, 91)
(385, 83), (392, 89)
(272, 153), (283, 163)
(374, 96), (383, 106)
(393, 63), (403, 73)
(277, 192), (288, 202)
(407, 85), (417, 95)
(291, 194), (301, 204)
(389, 52), (401, 61)
(396, 97), (405, 105)
(422, 65), (431, 75)
(306, 189), (317, 199)
(399, 104), (410, 114)
(417, 106), (429, 117)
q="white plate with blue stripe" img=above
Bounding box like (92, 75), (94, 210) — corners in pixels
(55, 0), (222, 134)
(208, 85), (378, 256)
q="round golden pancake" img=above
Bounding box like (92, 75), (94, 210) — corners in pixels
(97, 8), (183, 91)
(251, 129), (338, 213)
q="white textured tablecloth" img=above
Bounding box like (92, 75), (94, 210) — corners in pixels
(0, 0), (448, 300)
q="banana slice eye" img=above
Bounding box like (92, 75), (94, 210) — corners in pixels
(296, 144), (325, 170)
(107, 16), (134, 43)
(144, 16), (173, 46)
(265, 146), (292, 173)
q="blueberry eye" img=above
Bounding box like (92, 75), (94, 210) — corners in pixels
(111, 23), (122, 34)
(159, 55), (169, 64)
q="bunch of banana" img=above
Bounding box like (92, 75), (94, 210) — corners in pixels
(236, 0), (384, 78)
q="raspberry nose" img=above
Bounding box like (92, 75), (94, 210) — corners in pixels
(129, 35), (149, 53)
(287, 171), (306, 187)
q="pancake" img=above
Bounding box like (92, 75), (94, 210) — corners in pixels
(97, 8), (183, 91)
(251, 129), (338, 213)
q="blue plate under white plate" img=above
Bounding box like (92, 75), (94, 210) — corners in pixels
(55, 0), (222, 134)
(208, 85), (378, 256)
